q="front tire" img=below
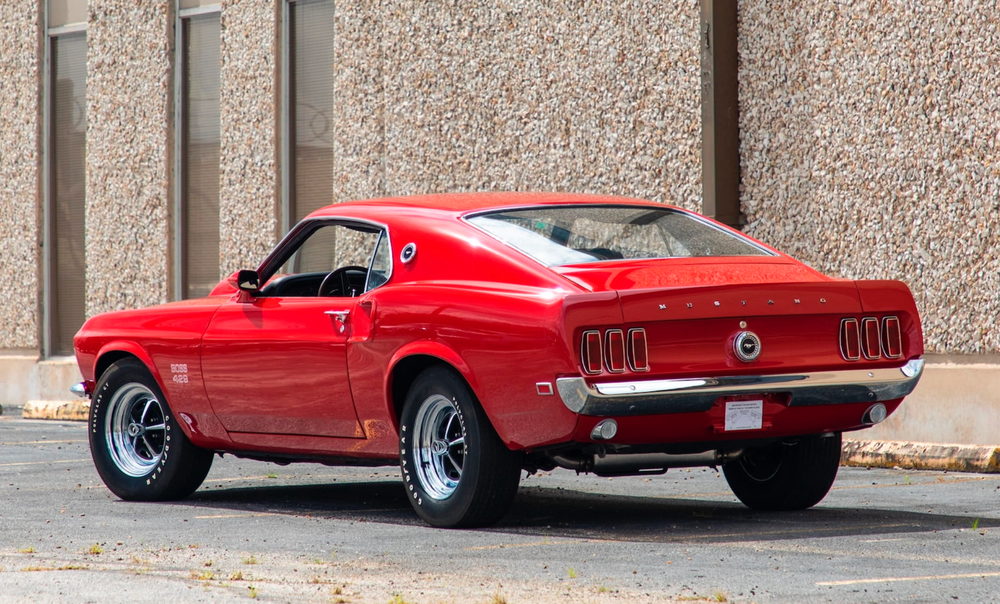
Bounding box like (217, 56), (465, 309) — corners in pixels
(723, 433), (842, 511)
(399, 366), (522, 528)
(89, 358), (213, 501)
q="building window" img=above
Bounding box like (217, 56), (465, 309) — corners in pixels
(176, 2), (221, 299)
(46, 1), (87, 356)
(284, 0), (334, 229)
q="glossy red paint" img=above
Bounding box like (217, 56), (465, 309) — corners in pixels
(73, 192), (924, 470)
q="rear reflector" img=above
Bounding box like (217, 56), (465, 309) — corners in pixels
(627, 328), (649, 372)
(861, 317), (881, 360)
(582, 330), (602, 374)
(605, 329), (626, 373)
(882, 316), (902, 358)
(840, 318), (860, 361)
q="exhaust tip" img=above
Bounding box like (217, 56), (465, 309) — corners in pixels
(591, 419), (618, 441)
(862, 403), (887, 425)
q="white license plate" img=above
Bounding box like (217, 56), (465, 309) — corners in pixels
(725, 400), (763, 431)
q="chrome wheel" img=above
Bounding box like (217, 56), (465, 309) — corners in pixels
(412, 394), (465, 500)
(104, 383), (166, 477)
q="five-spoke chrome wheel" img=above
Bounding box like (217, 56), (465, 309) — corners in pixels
(105, 383), (166, 477)
(399, 366), (522, 527)
(90, 358), (213, 501)
(411, 394), (466, 500)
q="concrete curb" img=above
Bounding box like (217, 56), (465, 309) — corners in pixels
(843, 438), (1000, 474)
(22, 400), (90, 421)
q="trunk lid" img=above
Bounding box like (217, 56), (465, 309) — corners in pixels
(555, 257), (869, 377)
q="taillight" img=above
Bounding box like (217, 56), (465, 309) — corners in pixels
(840, 318), (860, 361)
(582, 330), (603, 374)
(581, 328), (649, 374)
(882, 316), (902, 358)
(605, 329), (626, 373)
(627, 328), (649, 372)
(861, 317), (881, 360)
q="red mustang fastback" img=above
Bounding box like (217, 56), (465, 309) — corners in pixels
(73, 193), (924, 527)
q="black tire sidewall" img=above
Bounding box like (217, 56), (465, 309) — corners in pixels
(723, 433), (842, 511)
(89, 359), (205, 501)
(399, 367), (485, 527)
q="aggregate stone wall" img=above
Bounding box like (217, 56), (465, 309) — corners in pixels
(0, 0), (41, 349)
(376, 0), (702, 209)
(739, 1), (1000, 353)
(86, 0), (172, 316)
(219, 0), (279, 276)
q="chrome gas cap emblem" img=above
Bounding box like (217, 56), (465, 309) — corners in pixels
(734, 331), (761, 362)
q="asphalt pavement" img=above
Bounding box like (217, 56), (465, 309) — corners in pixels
(3, 415), (1000, 604)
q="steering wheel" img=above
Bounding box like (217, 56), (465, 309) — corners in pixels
(318, 266), (367, 297)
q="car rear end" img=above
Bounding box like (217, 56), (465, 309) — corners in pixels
(466, 202), (924, 488)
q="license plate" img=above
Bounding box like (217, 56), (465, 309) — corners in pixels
(725, 400), (763, 431)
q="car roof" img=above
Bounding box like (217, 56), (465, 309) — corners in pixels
(306, 191), (677, 219)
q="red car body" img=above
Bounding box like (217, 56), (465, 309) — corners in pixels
(74, 192), (923, 527)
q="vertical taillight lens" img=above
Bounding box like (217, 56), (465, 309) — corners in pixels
(882, 316), (902, 358)
(627, 328), (649, 372)
(840, 318), (860, 361)
(861, 317), (881, 360)
(605, 329), (626, 373)
(582, 330), (602, 374)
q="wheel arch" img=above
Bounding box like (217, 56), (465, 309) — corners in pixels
(93, 342), (165, 394)
(385, 344), (479, 434)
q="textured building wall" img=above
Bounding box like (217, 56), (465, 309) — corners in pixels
(378, 0), (702, 208)
(331, 2), (386, 203)
(218, 0), (279, 276)
(86, 0), (173, 316)
(0, 0), (41, 349)
(326, 0), (701, 208)
(739, 1), (1000, 353)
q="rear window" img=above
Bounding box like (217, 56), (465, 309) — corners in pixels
(467, 205), (772, 266)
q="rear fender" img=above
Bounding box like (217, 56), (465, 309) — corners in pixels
(386, 341), (479, 426)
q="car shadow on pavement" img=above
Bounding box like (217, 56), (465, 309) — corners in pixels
(499, 484), (1000, 543)
(175, 478), (1000, 544)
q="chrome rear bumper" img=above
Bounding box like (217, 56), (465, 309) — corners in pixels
(556, 359), (924, 416)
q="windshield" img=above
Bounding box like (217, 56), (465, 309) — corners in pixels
(467, 206), (772, 267)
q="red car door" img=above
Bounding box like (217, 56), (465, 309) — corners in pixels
(200, 295), (364, 438)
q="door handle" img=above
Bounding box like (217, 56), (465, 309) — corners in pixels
(324, 309), (351, 333)
(324, 309), (351, 321)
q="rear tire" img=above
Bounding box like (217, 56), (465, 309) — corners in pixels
(399, 366), (522, 528)
(723, 433), (842, 511)
(89, 358), (213, 501)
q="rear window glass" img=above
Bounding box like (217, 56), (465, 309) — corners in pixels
(467, 205), (772, 266)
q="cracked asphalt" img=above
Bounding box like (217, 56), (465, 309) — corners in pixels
(2, 415), (1000, 603)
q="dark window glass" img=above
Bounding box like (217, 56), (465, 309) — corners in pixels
(289, 0), (334, 222)
(181, 14), (221, 299)
(468, 206), (773, 267)
(50, 32), (87, 356)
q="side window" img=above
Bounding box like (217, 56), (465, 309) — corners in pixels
(263, 222), (382, 297)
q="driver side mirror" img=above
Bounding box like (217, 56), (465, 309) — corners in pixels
(237, 269), (260, 293)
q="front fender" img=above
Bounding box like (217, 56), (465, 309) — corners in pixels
(95, 341), (166, 393)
